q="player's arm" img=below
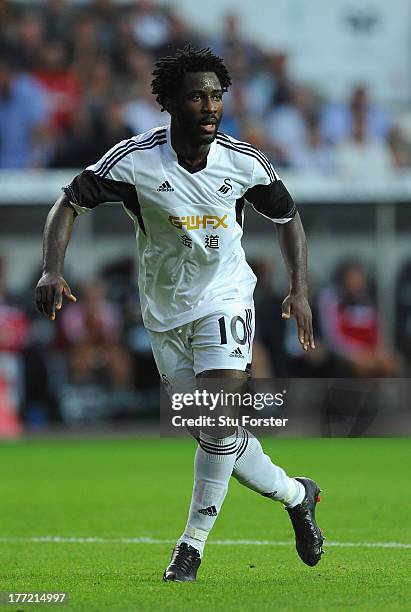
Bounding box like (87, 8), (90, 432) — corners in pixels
(244, 167), (314, 351)
(35, 193), (77, 320)
(35, 140), (137, 320)
(276, 212), (315, 351)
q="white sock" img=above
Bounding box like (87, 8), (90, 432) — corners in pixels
(233, 428), (305, 507)
(178, 432), (237, 557)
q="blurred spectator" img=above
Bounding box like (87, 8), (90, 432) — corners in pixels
(283, 282), (335, 378)
(0, 255), (31, 433)
(289, 118), (336, 175)
(111, 15), (140, 75)
(43, 0), (72, 41)
(51, 99), (132, 168)
(317, 259), (399, 377)
(59, 279), (132, 388)
(250, 260), (338, 378)
(246, 52), (295, 118)
(0, 256), (30, 353)
(90, 0), (118, 54)
(83, 56), (116, 114)
(129, 0), (171, 51)
(335, 110), (392, 178)
(70, 13), (100, 85)
(13, 11), (45, 71)
(388, 125), (411, 169)
(395, 260), (411, 370)
(218, 86), (244, 139)
(122, 47), (153, 86)
(49, 107), (101, 168)
(320, 85), (392, 145)
(213, 13), (260, 77)
(34, 39), (81, 134)
(212, 17), (262, 137)
(99, 100), (134, 153)
(156, 12), (201, 58)
(100, 258), (159, 391)
(252, 260), (290, 377)
(241, 121), (276, 161)
(267, 52), (295, 108)
(266, 85), (318, 167)
(0, 58), (50, 168)
(0, 0), (20, 56)
(123, 85), (166, 134)
(239, 120), (285, 169)
(121, 49), (165, 132)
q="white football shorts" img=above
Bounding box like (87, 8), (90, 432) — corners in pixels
(148, 302), (255, 385)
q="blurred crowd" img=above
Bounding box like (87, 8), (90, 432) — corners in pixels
(1, 0), (411, 174)
(1, 1), (410, 430)
(1, 251), (410, 429)
(0, 255), (158, 428)
(252, 259), (401, 379)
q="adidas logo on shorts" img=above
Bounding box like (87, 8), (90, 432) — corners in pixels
(229, 347), (244, 358)
(198, 505), (217, 516)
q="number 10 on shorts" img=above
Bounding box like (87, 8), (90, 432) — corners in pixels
(218, 309), (253, 347)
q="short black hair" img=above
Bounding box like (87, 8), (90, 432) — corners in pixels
(151, 44), (231, 112)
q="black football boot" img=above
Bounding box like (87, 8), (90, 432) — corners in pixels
(286, 477), (325, 567)
(163, 542), (201, 582)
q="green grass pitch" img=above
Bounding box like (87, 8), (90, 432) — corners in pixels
(0, 437), (410, 611)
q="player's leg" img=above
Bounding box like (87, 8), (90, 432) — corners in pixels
(233, 427), (305, 504)
(149, 325), (205, 581)
(233, 428), (324, 565)
(163, 305), (254, 582)
(192, 305), (305, 507)
(191, 304), (324, 566)
(186, 304), (257, 557)
(170, 368), (245, 573)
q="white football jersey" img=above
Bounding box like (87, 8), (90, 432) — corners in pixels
(64, 125), (296, 331)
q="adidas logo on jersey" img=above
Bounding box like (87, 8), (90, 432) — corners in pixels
(198, 505), (217, 516)
(157, 180), (174, 192)
(229, 347), (244, 358)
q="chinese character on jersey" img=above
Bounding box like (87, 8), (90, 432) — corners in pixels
(205, 234), (220, 249)
(180, 234), (192, 248)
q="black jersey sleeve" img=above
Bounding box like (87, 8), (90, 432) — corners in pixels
(63, 170), (146, 234)
(63, 170), (135, 210)
(62, 137), (137, 211)
(244, 179), (297, 223)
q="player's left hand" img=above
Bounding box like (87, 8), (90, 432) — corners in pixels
(281, 292), (315, 351)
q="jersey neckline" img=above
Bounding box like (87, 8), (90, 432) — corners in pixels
(164, 125), (217, 174)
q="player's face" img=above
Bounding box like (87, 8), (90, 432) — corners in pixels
(174, 71), (223, 145)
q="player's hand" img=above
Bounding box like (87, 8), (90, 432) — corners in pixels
(35, 273), (77, 321)
(281, 292), (315, 351)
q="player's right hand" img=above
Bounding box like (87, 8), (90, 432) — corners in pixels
(35, 273), (77, 321)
